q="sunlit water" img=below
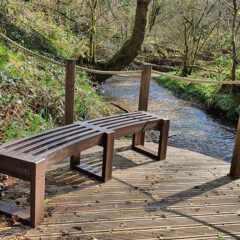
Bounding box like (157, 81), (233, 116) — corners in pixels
(101, 77), (236, 162)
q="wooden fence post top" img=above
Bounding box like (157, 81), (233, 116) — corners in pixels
(65, 59), (76, 125)
(138, 64), (152, 112)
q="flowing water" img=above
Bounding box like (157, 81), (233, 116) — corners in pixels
(101, 77), (237, 162)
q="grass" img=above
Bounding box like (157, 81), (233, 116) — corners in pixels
(157, 72), (240, 121)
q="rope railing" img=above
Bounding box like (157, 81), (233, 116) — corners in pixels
(0, 32), (141, 76)
(1, 31), (240, 84)
(151, 70), (240, 85)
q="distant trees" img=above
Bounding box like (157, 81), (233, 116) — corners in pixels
(223, 0), (240, 81)
(178, 0), (220, 76)
(4, 0), (240, 82)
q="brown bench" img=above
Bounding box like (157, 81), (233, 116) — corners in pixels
(0, 111), (169, 227)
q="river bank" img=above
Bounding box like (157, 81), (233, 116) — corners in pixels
(157, 74), (240, 123)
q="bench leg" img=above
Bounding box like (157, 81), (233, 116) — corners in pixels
(132, 119), (170, 161)
(158, 119), (170, 160)
(102, 132), (114, 182)
(70, 152), (81, 169)
(71, 132), (114, 183)
(30, 161), (46, 227)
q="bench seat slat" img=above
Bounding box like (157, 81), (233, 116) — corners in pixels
(23, 129), (101, 157)
(89, 113), (153, 127)
(86, 111), (144, 124)
(87, 113), (146, 126)
(1, 124), (79, 151)
(99, 116), (158, 129)
(41, 132), (104, 161)
(5, 125), (84, 153)
(12, 127), (91, 155)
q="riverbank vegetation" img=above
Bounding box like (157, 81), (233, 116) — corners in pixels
(157, 73), (240, 121)
(0, 0), (240, 143)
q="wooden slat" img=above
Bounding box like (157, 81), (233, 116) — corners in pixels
(16, 127), (90, 155)
(7, 125), (83, 153)
(98, 116), (157, 128)
(29, 130), (101, 157)
(86, 111), (145, 124)
(0, 123), (78, 151)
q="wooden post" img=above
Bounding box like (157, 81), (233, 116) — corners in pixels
(230, 117), (240, 178)
(65, 59), (76, 125)
(135, 64), (152, 146)
(138, 64), (152, 111)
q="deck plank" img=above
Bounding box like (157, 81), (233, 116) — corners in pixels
(0, 140), (239, 240)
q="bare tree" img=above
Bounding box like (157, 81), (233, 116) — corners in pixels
(223, 0), (239, 80)
(180, 0), (220, 76)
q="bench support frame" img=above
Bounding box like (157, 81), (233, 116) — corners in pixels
(71, 132), (114, 182)
(132, 119), (170, 160)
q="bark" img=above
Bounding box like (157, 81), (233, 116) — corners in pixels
(89, 0), (98, 65)
(149, 0), (161, 33)
(231, 0), (238, 81)
(93, 0), (151, 83)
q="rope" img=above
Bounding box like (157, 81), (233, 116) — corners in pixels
(1, 32), (240, 84)
(75, 65), (141, 75)
(152, 70), (240, 85)
(0, 32), (66, 67)
(0, 32), (141, 75)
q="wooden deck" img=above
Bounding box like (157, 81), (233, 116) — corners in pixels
(0, 140), (240, 239)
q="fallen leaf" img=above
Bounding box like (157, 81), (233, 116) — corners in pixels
(91, 237), (98, 240)
(44, 199), (51, 204)
(45, 206), (55, 217)
(73, 226), (84, 232)
(10, 214), (20, 226)
(166, 226), (173, 231)
(120, 222), (126, 227)
(109, 229), (114, 233)
(236, 210), (240, 216)
(158, 236), (165, 240)
(61, 230), (69, 236)
(217, 233), (223, 238)
(208, 227), (214, 231)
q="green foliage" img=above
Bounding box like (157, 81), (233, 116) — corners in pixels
(0, 40), (113, 144)
(157, 72), (240, 120)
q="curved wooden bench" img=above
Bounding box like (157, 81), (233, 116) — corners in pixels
(0, 111), (169, 227)
(74, 111), (170, 179)
(0, 122), (114, 227)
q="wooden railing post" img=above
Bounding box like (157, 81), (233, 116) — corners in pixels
(134, 64), (152, 146)
(65, 59), (76, 125)
(138, 64), (152, 111)
(230, 117), (240, 178)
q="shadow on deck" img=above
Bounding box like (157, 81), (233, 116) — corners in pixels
(0, 140), (240, 239)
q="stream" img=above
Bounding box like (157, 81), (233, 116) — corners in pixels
(101, 76), (237, 162)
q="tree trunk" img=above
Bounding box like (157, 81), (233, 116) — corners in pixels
(93, 0), (151, 83)
(149, 0), (161, 33)
(89, 0), (98, 65)
(231, 0), (238, 81)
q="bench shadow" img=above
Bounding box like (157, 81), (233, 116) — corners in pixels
(0, 144), (156, 237)
(113, 175), (239, 239)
